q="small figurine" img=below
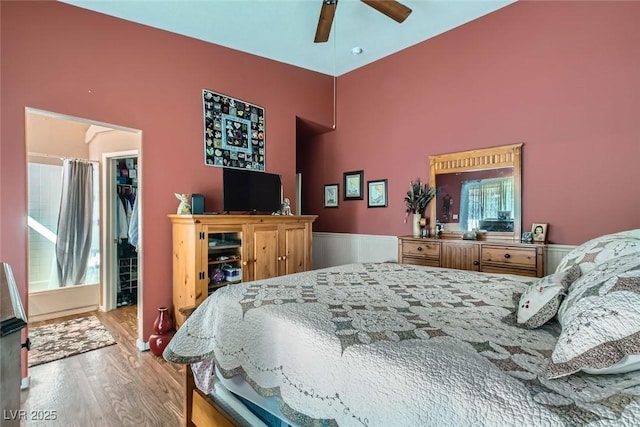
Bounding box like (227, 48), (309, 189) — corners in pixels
(175, 193), (191, 214)
(281, 198), (292, 215)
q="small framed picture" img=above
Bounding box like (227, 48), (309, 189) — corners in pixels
(531, 223), (548, 242)
(521, 231), (533, 244)
(367, 179), (388, 208)
(343, 170), (364, 200)
(497, 210), (511, 220)
(324, 184), (339, 208)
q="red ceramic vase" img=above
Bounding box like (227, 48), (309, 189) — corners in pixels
(149, 306), (175, 357)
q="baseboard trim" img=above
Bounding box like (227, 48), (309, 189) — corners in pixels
(137, 339), (150, 352)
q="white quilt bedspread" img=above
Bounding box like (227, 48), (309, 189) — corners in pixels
(164, 263), (640, 426)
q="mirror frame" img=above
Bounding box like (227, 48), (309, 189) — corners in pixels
(429, 143), (522, 241)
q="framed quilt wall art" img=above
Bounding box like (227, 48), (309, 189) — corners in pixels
(203, 89), (265, 170)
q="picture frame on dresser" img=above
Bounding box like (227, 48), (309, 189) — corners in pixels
(324, 184), (339, 208)
(531, 223), (548, 243)
(343, 170), (364, 200)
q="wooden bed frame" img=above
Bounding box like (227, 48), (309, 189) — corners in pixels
(185, 364), (238, 427)
(181, 304), (238, 427)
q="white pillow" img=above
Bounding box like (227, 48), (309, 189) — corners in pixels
(555, 231), (640, 278)
(517, 265), (580, 329)
(545, 254), (640, 379)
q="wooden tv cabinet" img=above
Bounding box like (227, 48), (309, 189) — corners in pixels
(169, 214), (317, 328)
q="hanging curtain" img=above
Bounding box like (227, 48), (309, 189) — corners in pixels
(55, 159), (94, 287)
(459, 180), (481, 231)
(482, 177), (514, 218)
(461, 177), (514, 231)
(480, 177), (512, 219)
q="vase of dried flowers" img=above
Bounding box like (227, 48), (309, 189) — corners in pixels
(404, 179), (436, 237)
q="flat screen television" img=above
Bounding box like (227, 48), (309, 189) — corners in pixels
(223, 168), (282, 214)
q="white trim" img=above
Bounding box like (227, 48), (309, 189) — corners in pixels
(312, 232), (398, 269)
(137, 339), (150, 352)
(21, 376), (31, 390)
(26, 107), (140, 134)
(295, 173), (302, 216)
(101, 150), (139, 313)
(545, 244), (576, 275)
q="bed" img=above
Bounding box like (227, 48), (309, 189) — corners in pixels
(164, 230), (640, 426)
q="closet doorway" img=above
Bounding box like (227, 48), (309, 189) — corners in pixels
(102, 150), (145, 349)
(111, 155), (138, 308)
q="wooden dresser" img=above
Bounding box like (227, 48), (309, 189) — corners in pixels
(169, 214), (317, 327)
(398, 236), (545, 277)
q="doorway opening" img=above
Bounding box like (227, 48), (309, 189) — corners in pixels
(25, 108), (142, 344)
(113, 156), (139, 308)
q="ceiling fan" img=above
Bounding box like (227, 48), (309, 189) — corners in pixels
(314, 0), (412, 43)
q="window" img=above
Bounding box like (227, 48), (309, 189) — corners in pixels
(459, 177), (514, 231)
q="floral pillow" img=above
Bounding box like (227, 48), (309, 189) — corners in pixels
(545, 254), (640, 379)
(555, 230), (640, 280)
(517, 265), (580, 329)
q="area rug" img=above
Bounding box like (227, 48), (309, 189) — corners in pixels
(28, 315), (116, 367)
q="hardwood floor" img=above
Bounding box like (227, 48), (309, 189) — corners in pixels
(21, 305), (185, 426)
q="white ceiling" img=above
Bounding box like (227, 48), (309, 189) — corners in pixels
(60, 0), (515, 76)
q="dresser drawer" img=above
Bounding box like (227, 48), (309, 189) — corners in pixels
(481, 245), (537, 269)
(402, 241), (440, 258)
(402, 257), (440, 268)
(481, 265), (539, 277)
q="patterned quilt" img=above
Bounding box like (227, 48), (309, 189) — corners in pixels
(164, 263), (640, 426)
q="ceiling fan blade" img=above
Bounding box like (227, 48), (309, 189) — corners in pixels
(361, 0), (412, 23)
(314, 0), (338, 43)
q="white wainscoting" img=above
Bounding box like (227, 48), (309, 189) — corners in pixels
(312, 232), (576, 276)
(312, 233), (399, 270)
(544, 244), (577, 275)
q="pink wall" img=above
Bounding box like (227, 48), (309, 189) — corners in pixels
(301, 1), (640, 245)
(0, 0), (333, 371)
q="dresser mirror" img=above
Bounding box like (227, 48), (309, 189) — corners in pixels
(428, 143), (522, 241)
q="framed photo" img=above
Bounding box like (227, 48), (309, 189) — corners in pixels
(343, 170), (364, 200)
(367, 179), (388, 208)
(531, 223), (548, 242)
(324, 184), (339, 208)
(521, 231), (533, 244)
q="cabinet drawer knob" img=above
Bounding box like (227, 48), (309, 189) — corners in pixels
(277, 256), (283, 261)
(417, 246), (423, 252)
(504, 253), (511, 259)
(473, 260), (479, 265)
(242, 261), (248, 266)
